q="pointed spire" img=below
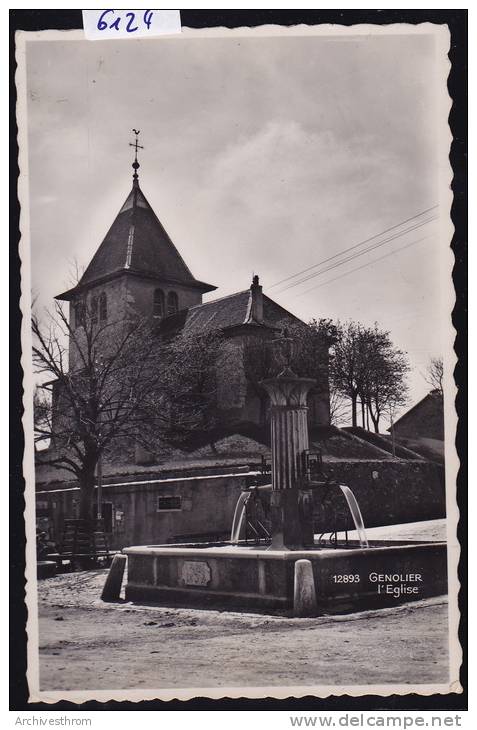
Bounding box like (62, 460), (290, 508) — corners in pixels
(126, 130), (143, 267)
(129, 129), (144, 187)
(54, 131), (217, 301)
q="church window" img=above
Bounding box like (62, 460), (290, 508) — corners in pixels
(99, 292), (107, 322)
(153, 288), (165, 318)
(167, 291), (179, 316)
(73, 301), (85, 329)
(91, 295), (98, 324)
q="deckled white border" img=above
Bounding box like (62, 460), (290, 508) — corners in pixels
(15, 22), (461, 703)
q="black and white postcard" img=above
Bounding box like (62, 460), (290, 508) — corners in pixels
(15, 20), (462, 703)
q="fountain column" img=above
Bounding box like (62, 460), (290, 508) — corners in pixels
(261, 334), (316, 549)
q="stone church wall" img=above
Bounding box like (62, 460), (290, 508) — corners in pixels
(68, 277), (129, 370)
(68, 275), (203, 371)
(126, 276), (202, 320)
(215, 331), (331, 429)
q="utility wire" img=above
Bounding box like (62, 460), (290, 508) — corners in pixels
(268, 204), (439, 290)
(295, 234), (433, 297)
(275, 215), (436, 294)
(274, 215), (437, 294)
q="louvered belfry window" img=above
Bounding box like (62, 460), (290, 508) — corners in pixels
(153, 288), (165, 318)
(167, 291), (179, 316)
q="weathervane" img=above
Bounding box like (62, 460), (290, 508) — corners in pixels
(129, 129), (144, 181)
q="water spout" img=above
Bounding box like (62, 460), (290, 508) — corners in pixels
(339, 484), (369, 548)
(229, 482), (369, 548)
(230, 491), (251, 543)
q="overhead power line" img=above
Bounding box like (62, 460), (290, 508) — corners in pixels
(268, 205), (439, 291)
(295, 234), (433, 297)
(274, 214), (437, 294)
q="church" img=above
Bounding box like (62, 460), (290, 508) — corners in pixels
(55, 140), (331, 449)
(34, 141), (444, 551)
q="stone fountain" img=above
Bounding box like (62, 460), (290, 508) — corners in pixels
(259, 330), (318, 550)
(121, 332), (447, 615)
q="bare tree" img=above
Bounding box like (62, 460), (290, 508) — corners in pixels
(33, 302), (165, 521)
(331, 320), (409, 431)
(424, 356), (444, 396)
(330, 320), (369, 428)
(33, 302), (226, 522)
(286, 318), (337, 391)
(385, 395), (403, 457)
(155, 328), (228, 442)
(363, 329), (409, 434)
(329, 388), (351, 427)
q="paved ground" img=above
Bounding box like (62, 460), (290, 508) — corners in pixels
(346, 518), (446, 543)
(37, 570), (449, 692)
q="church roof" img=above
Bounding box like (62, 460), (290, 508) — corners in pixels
(181, 290), (253, 334)
(159, 289), (302, 337)
(56, 181), (216, 300)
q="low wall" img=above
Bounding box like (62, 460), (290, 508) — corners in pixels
(36, 459), (445, 551)
(36, 472), (247, 551)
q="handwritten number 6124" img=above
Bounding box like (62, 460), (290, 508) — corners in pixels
(97, 10), (154, 33)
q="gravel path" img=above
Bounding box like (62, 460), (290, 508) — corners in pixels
(36, 570), (449, 692)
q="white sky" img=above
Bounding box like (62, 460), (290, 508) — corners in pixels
(25, 28), (451, 420)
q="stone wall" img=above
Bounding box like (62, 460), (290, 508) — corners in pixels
(36, 471), (247, 551)
(36, 458), (446, 552)
(313, 459), (445, 532)
(68, 277), (129, 370)
(217, 331), (330, 429)
(68, 273), (204, 370)
(126, 276), (202, 320)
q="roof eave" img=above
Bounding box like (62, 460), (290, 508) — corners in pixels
(187, 280), (217, 294)
(55, 270), (217, 301)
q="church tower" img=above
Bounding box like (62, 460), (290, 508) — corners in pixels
(56, 131), (216, 366)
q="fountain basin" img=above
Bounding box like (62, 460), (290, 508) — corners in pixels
(123, 540), (447, 614)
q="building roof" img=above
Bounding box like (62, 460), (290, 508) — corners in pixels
(56, 180), (216, 300)
(388, 390), (443, 431)
(159, 289), (302, 337)
(182, 290), (254, 334)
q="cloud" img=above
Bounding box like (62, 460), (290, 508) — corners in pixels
(24, 31), (448, 413)
(187, 119), (409, 287)
(34, 194), (58, 206)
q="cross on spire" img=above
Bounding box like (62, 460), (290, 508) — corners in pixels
(129, 129), (144, 183)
